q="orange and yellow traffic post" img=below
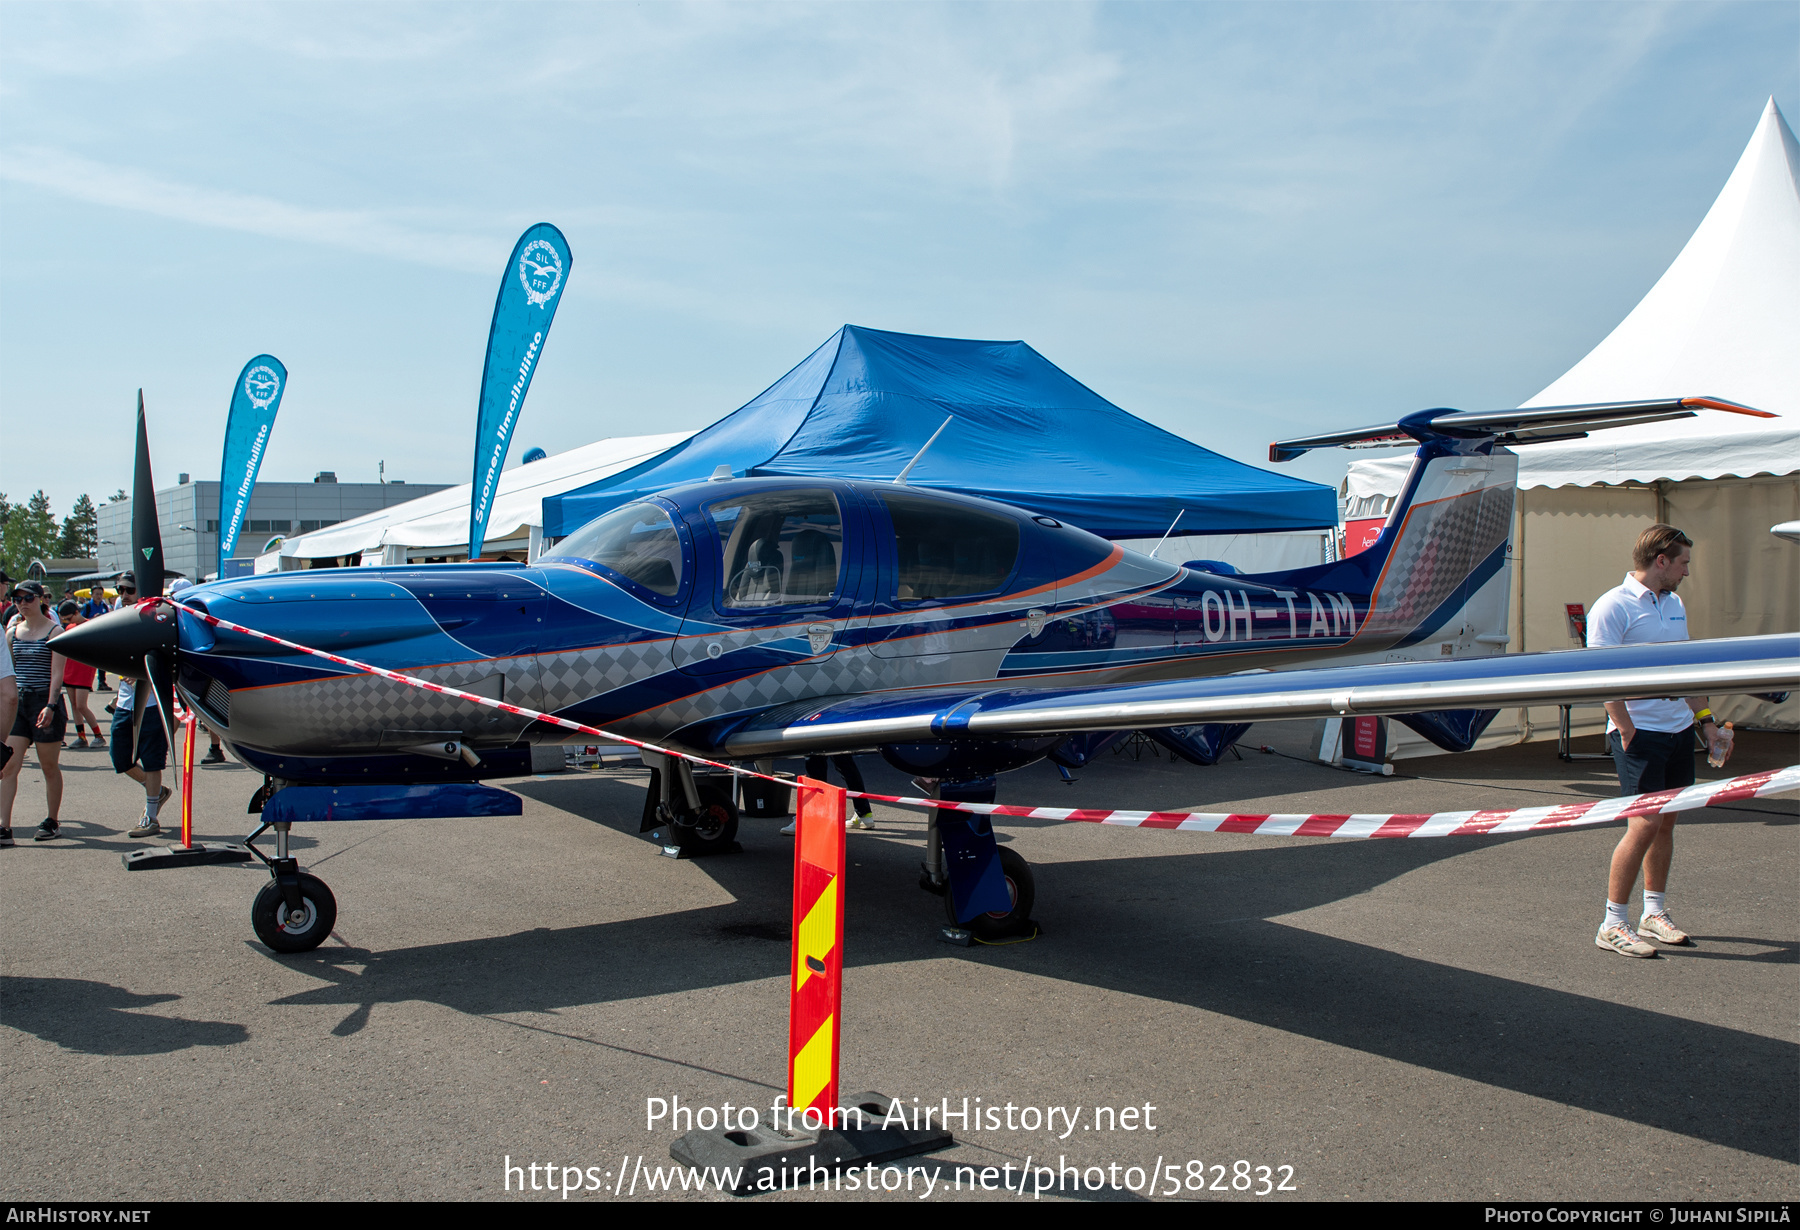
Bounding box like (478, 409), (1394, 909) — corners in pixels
(788, 776), (846, 1123)
(179, 709), (197, 849)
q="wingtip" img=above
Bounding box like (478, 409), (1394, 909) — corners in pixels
(1680, 396), (1778, 419)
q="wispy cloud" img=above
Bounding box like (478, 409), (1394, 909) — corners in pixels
(0, 146), (501, 272)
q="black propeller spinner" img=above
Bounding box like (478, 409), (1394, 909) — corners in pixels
(52, 390), (181, 745)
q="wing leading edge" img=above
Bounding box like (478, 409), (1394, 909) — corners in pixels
(713, 633), (1800, 758)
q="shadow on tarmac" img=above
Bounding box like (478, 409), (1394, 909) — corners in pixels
(1, 976), (249, 1054)
(250, 772), (1800, 1165)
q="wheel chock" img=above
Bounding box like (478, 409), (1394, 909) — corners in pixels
(669, 1091), (951, 1195)
(122, 843), (256, 871)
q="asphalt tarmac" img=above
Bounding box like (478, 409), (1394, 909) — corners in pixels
(2, 716), (1794, 1202)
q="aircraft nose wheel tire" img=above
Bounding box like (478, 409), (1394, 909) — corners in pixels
(251, 874), (338, 953)
(673, 784), (740, 857)
(945, 846), (1035, 940)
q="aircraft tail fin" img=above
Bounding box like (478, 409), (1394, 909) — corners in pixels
(1250, 395), (1771, 654)
(1248, 431), (1516, 655)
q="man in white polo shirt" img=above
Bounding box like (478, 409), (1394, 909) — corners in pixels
(1588, 523), (1732, 958)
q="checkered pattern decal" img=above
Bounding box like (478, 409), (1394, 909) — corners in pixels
(230, 659), (537, 751)
(536, 639), (675, 712)
(1360, 481), (1513, 642)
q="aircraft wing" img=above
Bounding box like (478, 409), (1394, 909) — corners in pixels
(714, 634), (1800, 758)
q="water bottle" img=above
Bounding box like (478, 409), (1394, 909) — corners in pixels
(1706, 721), (1734, 768)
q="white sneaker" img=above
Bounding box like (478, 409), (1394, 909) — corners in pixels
(1638, 911), (1690, 945)
(1595, 922), (1656, 958)
(779, 820), (796, 836)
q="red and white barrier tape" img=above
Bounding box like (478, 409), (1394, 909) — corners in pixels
(840, 766), (1800, 837)
(160, 598), (764, 783)
(159, 597), (1798, 838)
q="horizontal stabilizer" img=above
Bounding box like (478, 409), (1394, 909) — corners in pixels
(1270, 396), (1771, 462)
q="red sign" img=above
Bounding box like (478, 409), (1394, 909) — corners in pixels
(1565, 603), (1587, 647)
(1345, 519), (1385, 555)
(1352, 715), (1381, 759)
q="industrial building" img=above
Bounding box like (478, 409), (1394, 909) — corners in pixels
(95, 473), (450, 581)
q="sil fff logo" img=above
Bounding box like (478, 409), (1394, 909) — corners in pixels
(518, 238), (564, 307)
(243, 365), (281, 410)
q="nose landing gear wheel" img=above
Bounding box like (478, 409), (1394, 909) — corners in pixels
(945, 846), (1035, 941)
(251, 873), (337, 953)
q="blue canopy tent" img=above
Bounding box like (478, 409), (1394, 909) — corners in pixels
(542, 326), (1336, 540)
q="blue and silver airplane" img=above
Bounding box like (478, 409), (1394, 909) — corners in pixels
(60, 395), (1797, 952)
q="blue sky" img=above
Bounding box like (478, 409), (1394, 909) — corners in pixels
(1, 2), (1794, 516)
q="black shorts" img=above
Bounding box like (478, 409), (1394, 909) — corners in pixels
(1609, 726), (1697, 795)
(110, 706), (168, 773)
(10, 690), (67, 744)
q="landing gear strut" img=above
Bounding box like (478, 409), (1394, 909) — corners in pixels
(247, 820), (336, 953)
(642, 755), (740, 857)
(917, 780), (1037, 940)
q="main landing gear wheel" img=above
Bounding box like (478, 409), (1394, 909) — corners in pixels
(945, 846), (1035, 941)
(251, 874), (337, 953)
(673, 784), (739, 857)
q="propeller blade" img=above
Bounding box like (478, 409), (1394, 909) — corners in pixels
(143, 649), (179, 751)
(132, 389), (167, 599)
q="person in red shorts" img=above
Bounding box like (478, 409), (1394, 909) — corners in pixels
(56, 601), (104, 748)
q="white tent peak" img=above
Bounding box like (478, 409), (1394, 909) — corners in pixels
(1524, 95), (1799, 422)
(1346, 98), (1800, 497)
(1498, 96), (1800, 488)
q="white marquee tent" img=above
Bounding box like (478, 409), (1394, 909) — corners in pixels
(1344, 97), (1800, 749)
(265, 431), (693, 570)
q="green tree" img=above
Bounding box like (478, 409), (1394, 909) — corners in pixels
(108, 489), (128, 503)
(1, 490), (61, 580)
(58, 493), (98, 559)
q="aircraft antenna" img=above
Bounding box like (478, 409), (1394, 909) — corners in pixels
(1148, 508), (1186, 559)
(894, 416), (954, 485)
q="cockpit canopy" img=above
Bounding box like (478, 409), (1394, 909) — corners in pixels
(544, 477), (1112, 613)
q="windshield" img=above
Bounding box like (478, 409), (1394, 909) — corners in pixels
(542, 502), (684, 596)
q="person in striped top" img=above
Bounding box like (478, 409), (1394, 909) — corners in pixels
(1, 582), (67, 844)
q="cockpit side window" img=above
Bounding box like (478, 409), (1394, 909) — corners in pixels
(877, 490), (1020, 602)
(540, 502), (684, 597)
(707, 490), (843, 609)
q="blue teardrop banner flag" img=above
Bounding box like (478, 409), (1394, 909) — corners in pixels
(468, 223), (572, 558)
(217, 354), (288, 574)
